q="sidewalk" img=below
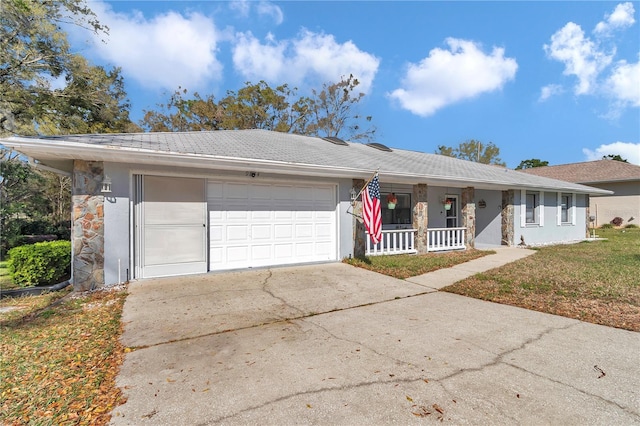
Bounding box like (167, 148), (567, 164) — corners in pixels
(406, 247), (536, 290)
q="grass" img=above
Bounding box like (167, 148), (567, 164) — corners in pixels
(0, 287), (127, 425)
(345, 229), (639, 331)
(344, 249), (493, 279)
(0, 261), (14, 290)
(443, 228), (640, 331)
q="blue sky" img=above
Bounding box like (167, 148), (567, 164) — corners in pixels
(68, 1), (640, 167)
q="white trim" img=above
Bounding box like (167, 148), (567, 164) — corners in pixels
(539, 191), (544, 227)
(556, 192), (562, 226)
(520, 189), (526, 228)
(571, 193), (576, 225)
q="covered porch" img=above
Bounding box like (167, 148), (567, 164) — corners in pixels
(353, 179), (506, 258)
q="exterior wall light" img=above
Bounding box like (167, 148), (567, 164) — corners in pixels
(101, 175), (112, 193)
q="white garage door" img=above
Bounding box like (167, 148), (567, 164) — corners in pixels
(136, 175), (208, 278)
(208, 180), (337, 270)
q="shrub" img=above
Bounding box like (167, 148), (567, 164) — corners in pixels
(624, 224), (639, 229)
(7, 241), (71, 288)
(610, 217), (623, 226)
(599, 223), (614, 229)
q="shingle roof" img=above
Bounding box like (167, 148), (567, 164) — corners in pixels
(3, 129), (610, 194)
(519, 159), (640, 183)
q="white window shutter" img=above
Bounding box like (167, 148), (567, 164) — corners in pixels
(571, 193), (576, 225)
(520, 189), (526, 228)
(539, 191), (545, 227)
(556, 192), (561, 226)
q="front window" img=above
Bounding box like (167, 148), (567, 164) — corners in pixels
(381, 192), (411, 226)
(526, 192), (538, 224)
(560, 194), (571, 223)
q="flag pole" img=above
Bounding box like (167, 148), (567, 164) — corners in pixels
(352, 170), (379, 203)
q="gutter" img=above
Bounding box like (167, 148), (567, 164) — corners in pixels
(4, 136), (612, 196)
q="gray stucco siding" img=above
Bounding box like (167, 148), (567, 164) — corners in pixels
(514, 191), (588, 246)
(475, 189), (503, 247)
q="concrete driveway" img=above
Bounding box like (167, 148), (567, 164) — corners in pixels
(111, 262), (640, 425)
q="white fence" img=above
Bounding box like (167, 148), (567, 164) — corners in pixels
(365, 227), (467, 256)
(427, 227), (466, 252)
(366, 229), (417, 256)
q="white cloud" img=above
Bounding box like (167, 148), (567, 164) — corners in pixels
(256, 2), (283, 25)
(232, 29), (380, 94)
(229, 0), (250, 17)
(605, 59), (640, 107)
(594, 2), (636, 35)
(542, 2), (638, 114)
(583, 142), (640, 165)
(388, 38), (518, 117)
(229, 0), (282, 24)
(80, 1), (223, 90)
(538, 84), (564, 102)
(544, 22), (612, 95)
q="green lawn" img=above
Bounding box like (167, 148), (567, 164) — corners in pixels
(344, 249), (493, 279)
(442, 228), (640, 331)
(345, 229), (639, 331)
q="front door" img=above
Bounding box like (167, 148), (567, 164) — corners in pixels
(445, 195), (458, 228)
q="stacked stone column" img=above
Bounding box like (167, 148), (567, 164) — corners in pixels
(412, 184), (428, 254)
(352, 179), (366, 258)
(501, 190), (515, 246)
(461, 187), (475, 248)
(72, 160), (105, 291)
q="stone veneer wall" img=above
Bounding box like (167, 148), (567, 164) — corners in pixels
(412, 184), (428, 254)
(461, 187), (475, 248)
(352, 179), (366, 258)
(72, 160), (105, 291)
(501, 190), (515, 246)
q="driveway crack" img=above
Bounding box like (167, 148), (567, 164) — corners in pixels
(260, 269), (305, 317)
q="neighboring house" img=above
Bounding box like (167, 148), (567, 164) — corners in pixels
(520, 160), (640, 227)
(1, 130), (610, 291)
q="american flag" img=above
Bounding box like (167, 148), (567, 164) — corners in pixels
(362, 173), (382, 244)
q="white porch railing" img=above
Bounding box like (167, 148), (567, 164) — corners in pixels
(366, 229), (417, 256)
(427, 227), (466, 252)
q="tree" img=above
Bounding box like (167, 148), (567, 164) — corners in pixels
(0, 148), (72, 256)
(141, 75), (376, 141)
(515, 159), (549, 170)
(436, 140), (506, 166)
(602, 154), (628, 163)
(1, 0), (139, 135)
(298, 74), (376, 141)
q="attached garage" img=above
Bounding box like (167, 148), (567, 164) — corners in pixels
(134, 174), (338, 278)
(208, 179), (337, 271)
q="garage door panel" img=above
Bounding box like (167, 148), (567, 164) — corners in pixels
(295, 242), (314, 257)
(274, 224), (293, 239)
(296, 211), (313, 220)
(227, 225), (249, 241)
(251, 224), (271, 240)
(227, 246), (249, 263)
(251, 209), (271, 220)
(274, 210), (294, 220)
(295, 224), (313, 238)
(251, 245), (272, 260)
(209, 180), (336, 271)
(316, 223), (332, 237)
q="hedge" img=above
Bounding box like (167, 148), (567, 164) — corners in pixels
(7, 241), (71, 288)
